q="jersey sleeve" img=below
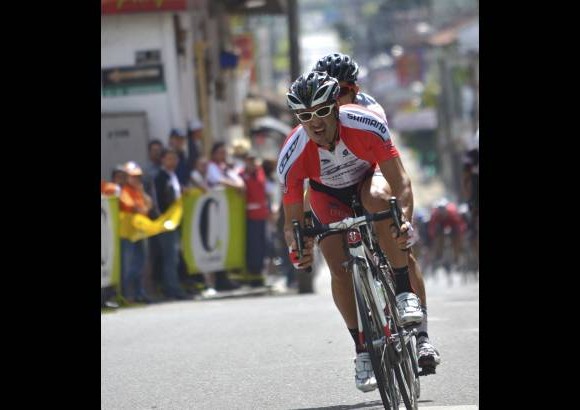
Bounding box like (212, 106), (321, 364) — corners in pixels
(340, 104), (400, 163)
(279, 171), (304, 205)
(277, 130), (308, 205)
(368, 133), (399, 163)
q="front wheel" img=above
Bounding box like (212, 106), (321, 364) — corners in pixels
(408, 334), (420, 399)
(353, 263), (399, 409)
(375, 264), (419, 409)
(394, 335), (419, 409)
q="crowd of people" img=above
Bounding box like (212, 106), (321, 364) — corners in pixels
(101, 121), (293, 306)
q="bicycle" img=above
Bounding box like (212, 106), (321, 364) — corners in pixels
(292, 196), (420, 410)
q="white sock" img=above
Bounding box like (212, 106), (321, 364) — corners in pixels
(417, 305), (429, 342)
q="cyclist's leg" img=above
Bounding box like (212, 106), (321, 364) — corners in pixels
(359, 173), (423, 326)
(434, 229), (444, 263)
(408, 250), (426, 308)
(309, 188), (357, 328)
(319, 233), (357, 328)
(360, 173), (440, 372)
(310, 189), (377, 392)
(450, 230), (459, 266)
(359, 174), (408, 268)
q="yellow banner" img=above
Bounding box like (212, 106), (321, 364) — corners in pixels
(119, 198), (183, 242)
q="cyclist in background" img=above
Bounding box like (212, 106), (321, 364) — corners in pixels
(277, 71), (430, 393)
(428, 198), (467, 270)
(313, 52), (440, 372)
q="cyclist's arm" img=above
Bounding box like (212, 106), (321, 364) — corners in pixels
(378, 157), (414, 222)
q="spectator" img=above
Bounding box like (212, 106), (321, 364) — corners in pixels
(189, 156), (210, 192)
(239, 150), (270, 287)
(187, 119), (204, 174)
(168, 129), (190, 187)
(143, 139), (164, 213)
(119, 161), (153, 304)
(206, 141), (245, 193)
(153, 148), (189, 300)
(101, 165), (127, 308)
(262, 158), (281, 213)
(206, 141), (243, 291)
(261, 158), (284, 279)
(101, 165), (127, 197)
(141, 139), (165, 298)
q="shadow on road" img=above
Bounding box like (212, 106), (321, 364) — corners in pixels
(290, 399), (434, 410)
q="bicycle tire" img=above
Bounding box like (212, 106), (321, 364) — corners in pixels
(378, 268), (420, 410)
(373, 261), (419, 409)
(353, 262), (399, 409)
(394, 347), (418, 409)
(408, 334), (420, 399)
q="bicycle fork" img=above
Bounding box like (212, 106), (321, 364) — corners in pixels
(349, 256), (395, 353)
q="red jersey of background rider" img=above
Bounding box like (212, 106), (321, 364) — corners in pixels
(427, 203), (467, 239)
(277, 104), (399, 205)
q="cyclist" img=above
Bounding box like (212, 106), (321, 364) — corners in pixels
(428, 197), (467, 269)
(313, 52), (441, 372)
(313, 52), (386, 119)
(277, 71), (428, 393)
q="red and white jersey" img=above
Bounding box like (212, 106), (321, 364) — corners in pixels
(277, 104), (399, 205)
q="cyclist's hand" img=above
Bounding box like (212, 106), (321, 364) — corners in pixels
(288, 237), (315, 270)
(391, 221), (419, 250)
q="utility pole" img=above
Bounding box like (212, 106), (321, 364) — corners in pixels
(288, 0), (301, 128)
(288, 0), (301, 82)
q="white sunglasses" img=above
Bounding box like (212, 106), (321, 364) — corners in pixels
(295, 103), (335, 122)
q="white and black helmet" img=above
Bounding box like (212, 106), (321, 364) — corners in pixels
(286, 71), (340, 111)
(314, 53), (359, 83)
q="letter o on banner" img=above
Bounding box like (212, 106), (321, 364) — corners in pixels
(190, 190), (230, 272)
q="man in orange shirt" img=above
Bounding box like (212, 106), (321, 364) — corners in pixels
(119, 161), (153, 303)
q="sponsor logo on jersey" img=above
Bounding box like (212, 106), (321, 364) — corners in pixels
(320, 158), (359, 177)
(278, 136), (300, 175)
(346, 112), (387, 134)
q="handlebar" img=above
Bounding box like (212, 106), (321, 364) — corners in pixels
(301, 209), (393, 238)
(291, 197), (406, 271)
